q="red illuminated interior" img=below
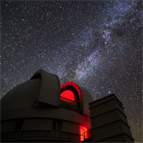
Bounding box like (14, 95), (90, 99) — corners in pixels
(79, 125), (88, 141)
(60, 90), (75, 101)
(60, 82), (82, 103)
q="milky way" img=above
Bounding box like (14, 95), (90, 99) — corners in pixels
(1, 1), (142, 142)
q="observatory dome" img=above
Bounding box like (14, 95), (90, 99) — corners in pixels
(1, 69), (93, 142)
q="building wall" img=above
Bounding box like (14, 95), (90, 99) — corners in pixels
(23, 119), (53, 130)
(89, 94), (134, 142)
(1, 107), (90, 129)
(63, 121), (79, 134)
(1, 120), (15, 132)
(2, 118), (81, 134)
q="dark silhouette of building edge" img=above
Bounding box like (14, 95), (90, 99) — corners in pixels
(1, 69), (134, 142)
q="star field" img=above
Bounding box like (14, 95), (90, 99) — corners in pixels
(1, 1), (142, 142)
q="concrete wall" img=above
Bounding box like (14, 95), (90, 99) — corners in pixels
(1, 107), (90, 129)
(1, 120), (15, 132)
(23, 119), (53, 130)
(1, 118), (81, 142)
(62, 121), (79, 134)
(2, 118), (87, 135)
(89, 94), (134, 142)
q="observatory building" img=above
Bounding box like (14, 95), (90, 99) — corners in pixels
(1, 69), (134, 142)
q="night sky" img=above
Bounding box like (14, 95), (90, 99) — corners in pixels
(1, 1), (142, 142)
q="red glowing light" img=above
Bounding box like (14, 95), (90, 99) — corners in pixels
(60, 90), (75, 101)
(79, 125), (88, 141)
(60, 82), (82, 101)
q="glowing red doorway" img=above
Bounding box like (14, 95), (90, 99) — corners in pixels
(79, 125), (88, 141)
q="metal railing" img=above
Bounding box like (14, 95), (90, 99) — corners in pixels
(1, 130), (81, 142)
(82, 130), (92, 141)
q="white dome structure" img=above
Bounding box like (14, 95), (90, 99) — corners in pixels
(1, 69), (93, 142)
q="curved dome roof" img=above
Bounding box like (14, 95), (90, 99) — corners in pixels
(1, 78), (41, 110)
(1, 69), (93, 117)
(1, 69), (61, 110)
